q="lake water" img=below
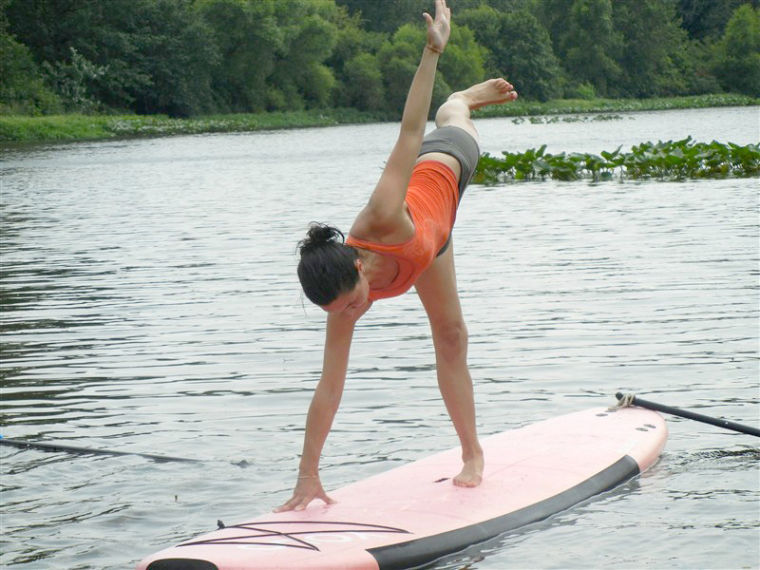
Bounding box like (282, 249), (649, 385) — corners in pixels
(1, 106), (758, 569)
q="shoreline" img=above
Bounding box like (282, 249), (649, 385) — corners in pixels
(1, 94), (757, 146)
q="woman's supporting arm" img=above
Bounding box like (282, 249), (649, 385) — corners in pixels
(274, 310), (356, 512)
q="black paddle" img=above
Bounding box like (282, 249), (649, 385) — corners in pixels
(615, 392), (760, 437)
(0, 435), (200, 463)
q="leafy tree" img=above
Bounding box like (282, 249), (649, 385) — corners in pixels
(42, 46), (107, 112)
(116, 0), (219, 116)
(436, 22), (486, 92)
(612, 0), (692, 97)
(713, 4), (760, 96)
(676, 0), (757, 40)
(5, 0), (87, 64)
(0, 0), (61, 114)
(455, 0), (535, 10)
(265, 0), (340, 110)
(333, 0), (537, 39)
(197, 0), (282, 113)
(6, 0), (220, 116)
(539, 0), (623, 96)
(459, 4), (562, 101)
(341, 52), (386, 111)
(327, 8), (387, 111)
(564, 0), (622, 96)
(378, 24), (429, 114)
(5, 0), (139, 111)
(335, 0), (428, 34)
(378, 21), (485, 115)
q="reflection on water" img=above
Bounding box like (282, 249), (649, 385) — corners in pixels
(1, 107), (758, 569)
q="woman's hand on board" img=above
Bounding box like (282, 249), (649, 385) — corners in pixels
(274, 474), (335, 513)
(423, 0), (451, 54)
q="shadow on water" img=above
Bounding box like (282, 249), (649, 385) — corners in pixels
(666, 446), (760, 472)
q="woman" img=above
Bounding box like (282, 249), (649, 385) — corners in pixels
(276, 0), (517, 513)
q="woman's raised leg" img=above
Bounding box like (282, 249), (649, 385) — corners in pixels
(434, 78), (517, 140)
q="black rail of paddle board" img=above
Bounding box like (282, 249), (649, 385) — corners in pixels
(147, 560), (217, 570)
(367, 455), (640, 570)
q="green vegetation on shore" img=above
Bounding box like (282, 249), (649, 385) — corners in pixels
(0, 108), (389, 144)
(2, 94), (757, 144)
(471, 93), (760, 118)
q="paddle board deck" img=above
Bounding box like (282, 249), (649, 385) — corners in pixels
(137, 406), (666, 570)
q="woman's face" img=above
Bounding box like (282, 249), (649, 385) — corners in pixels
(320, 260), (370, 317)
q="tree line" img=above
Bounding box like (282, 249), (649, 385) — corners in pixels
(2, 0), (758, 118)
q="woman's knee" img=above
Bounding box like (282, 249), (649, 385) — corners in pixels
(433, 319), (469, 360)
(435, 100), (477, 138)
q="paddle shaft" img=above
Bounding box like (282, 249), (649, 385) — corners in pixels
(0, 437), (199, 463)
(616, 392), (760, 437)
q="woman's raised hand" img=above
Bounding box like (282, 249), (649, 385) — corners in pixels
(423, 0), (451, 54)
(274, 474), (335, 513)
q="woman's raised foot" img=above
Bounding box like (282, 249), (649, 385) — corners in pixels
(451, 78), (517, 110)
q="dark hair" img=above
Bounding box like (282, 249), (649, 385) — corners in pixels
(297, 223), (359, 306)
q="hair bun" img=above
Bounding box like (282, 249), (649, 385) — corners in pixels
(299, 223), (345, 255)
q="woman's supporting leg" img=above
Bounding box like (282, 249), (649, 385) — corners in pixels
(415, 240), (483, 487)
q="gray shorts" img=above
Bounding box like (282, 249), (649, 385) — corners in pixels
(418, 125), (480, 199)
(418, 126), (480, 256)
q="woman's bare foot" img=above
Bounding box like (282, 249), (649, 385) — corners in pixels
(450, 78), (518, 110)
(453, 453), (484, 487)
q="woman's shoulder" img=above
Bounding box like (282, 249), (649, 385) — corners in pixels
(349, 203), (414, 245)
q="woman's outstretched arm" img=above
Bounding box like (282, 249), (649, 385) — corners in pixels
(274, 310), (359, 512)
(352, 0), (451, 239)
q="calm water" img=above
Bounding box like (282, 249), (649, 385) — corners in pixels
(1, 107), (758, 569)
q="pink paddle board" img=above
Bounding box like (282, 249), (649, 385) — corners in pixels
(137, 406), (666, 570)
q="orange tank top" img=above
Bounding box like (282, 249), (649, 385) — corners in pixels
(346, 161), (459, 301)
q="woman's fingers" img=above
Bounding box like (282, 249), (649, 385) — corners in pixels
(273, 479), (335, 512)
(273, 495), (301, 512)
(319, 490), (337, 505)
(274, 493), (314, 513)
(424, 0), (450, 51)
(425, 0), (449, 27)
(435, 0), (450, 23)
